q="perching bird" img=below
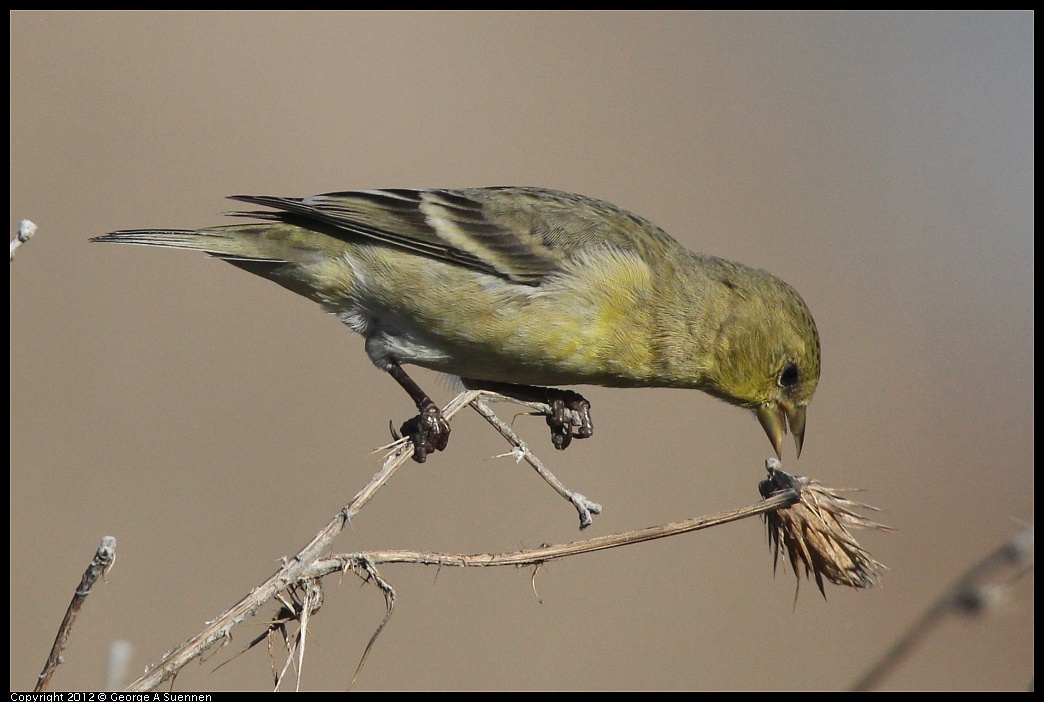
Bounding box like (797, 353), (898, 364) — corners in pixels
(92, 187), (820, 463)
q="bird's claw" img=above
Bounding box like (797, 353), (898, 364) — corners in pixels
(546, 390), (594, 450)
(400, 403), (450, 463)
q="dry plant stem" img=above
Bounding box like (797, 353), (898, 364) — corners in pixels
(272, 580), (322, 693)
(35, 536), (117, 692)
(851, 526), (1034, 692)
(470, 397), (602, 529)
(10, 219), (37, 261)
(333, 491), (797, 689)
(123, 388), (781, 691)
(304, 490), (800, 575)
(124, 391), (482, 692)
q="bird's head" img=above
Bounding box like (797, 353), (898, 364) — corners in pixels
(704, 271), (821, 459)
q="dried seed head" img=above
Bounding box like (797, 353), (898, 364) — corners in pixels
(760, 459), (891, 597)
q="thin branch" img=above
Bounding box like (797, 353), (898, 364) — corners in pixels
(124, 391), (480, 691)
(323, 485), (800, 688)
(348, 558), (396, 691)
(378, 391), (603, 527)
(295, 581), (320, 692)
(119, 387), (884, 691)
(850, 526), (1034, 691)
(35, 536), (117, 692)
(470, 397), (602, 529)
(305, 490), (799, 575)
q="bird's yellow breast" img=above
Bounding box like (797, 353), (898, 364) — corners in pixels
(319, 243), (663, 386)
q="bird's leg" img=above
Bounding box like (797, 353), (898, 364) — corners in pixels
(386, 363), (450, 463)
(461, 379), (594, 451)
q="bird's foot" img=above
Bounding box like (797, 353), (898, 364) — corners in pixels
(546, 389), (594, 450)
(399, 402), (450, 463)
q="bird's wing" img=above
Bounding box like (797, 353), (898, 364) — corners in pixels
(227, 187), (662, 285)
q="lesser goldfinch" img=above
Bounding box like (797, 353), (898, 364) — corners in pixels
(92, 187), (820, 462)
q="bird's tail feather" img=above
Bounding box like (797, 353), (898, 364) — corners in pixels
(90, 224), (311, 263)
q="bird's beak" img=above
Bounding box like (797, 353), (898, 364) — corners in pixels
(756, 402), (807, 459)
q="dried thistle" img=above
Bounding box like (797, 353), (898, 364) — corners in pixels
(760, 458), (891, 596)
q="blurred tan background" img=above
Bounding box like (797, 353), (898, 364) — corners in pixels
(10, 11), (1032, 691)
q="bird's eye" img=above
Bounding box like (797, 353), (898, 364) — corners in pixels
(779, 362), (800, 388)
